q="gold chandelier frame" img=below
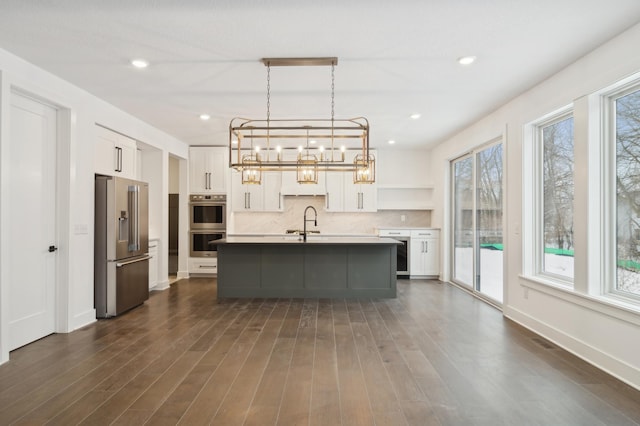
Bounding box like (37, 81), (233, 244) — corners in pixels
(228, 57), (375, 184)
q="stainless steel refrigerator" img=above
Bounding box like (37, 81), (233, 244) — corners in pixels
(94, 175), (150, 318)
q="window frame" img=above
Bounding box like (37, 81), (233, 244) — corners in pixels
(604, 81), (640, 303)
(524, 105), (575, 288)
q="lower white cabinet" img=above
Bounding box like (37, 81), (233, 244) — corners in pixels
(189, 257), (218, 275)
(410, 229), (440, 278)
(148, 239), (158, 289)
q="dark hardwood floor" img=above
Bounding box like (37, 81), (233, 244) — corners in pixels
(1, 278), (639, 425)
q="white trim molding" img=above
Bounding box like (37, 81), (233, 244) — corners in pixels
(505, 303), (640, 391)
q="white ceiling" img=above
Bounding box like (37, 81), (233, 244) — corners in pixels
(1, 1), (640, 149)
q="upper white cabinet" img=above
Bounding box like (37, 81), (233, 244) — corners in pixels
(410, 229), (440, 278)
(262, 172), (283, 211)
(231, 171), (282, 212)
(344, 180), (377, 212)
(324, 172), (344, 212)
(189, 146), (227, 193)
(325, 150), (377, 212)
(95, 125), (137, 179)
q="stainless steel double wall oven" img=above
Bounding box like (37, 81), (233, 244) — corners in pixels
(189, 194), (226, 257)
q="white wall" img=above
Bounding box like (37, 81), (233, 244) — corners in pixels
(0, 48), (189, 364)
(169, 156), (180, 194)
(377, 149), (432, 186)
(430, 23), (640, 389)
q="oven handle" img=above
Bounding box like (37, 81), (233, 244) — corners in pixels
(189, 202), (227, 206)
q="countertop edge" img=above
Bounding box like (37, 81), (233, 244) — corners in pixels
(218, 236), (401, 245)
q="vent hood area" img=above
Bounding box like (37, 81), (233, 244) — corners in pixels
(280, 172), (326, 196)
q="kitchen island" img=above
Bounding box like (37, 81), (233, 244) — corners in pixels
(216, 236), (399, 298)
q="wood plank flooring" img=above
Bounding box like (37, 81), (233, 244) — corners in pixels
(1, 278), (640, 425)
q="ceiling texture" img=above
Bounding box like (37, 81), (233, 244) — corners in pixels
(1, 0), (640, 150)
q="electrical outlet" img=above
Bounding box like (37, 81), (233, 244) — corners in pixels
(400, 214), (406, 222)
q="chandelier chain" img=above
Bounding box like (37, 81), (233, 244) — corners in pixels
(331, 62), (335, 122)
(266, 63), (271, 124)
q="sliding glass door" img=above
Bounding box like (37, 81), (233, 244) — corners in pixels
(452, 142), (504, 304)
(453, 156), (474, 286)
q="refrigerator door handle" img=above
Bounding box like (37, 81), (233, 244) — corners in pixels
(116, 255), (151, 268)
(128, 185), (140, 251)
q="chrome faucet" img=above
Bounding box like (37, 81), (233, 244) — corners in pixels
(303, 205), (318, 242)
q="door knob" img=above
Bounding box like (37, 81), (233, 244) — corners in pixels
(48, 245), (58, 252)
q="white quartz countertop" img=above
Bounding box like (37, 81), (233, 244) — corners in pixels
(376, 227), (440, 231)
(219, 236), (401, 245)
(228, 233), (377, 238)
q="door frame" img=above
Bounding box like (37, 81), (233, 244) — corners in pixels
(0, 80), (72, 363)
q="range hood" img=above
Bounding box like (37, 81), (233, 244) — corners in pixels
(280, 173), (326, 196)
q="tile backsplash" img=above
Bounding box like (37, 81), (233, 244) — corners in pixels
(231, 196), (431, 235)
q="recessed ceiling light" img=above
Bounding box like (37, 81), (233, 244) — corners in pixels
(388, 140), (396, 145)
(457, 56), (476, 66)
(410, 113), (421, 120)
(131, 59), (149, 69)
(199, 114), (210, 121)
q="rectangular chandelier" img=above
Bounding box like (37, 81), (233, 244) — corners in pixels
(229, 117), (374, 184)
(227, 57), (375, 185)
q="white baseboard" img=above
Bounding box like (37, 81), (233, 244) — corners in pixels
(153, 280), (170, 291)
(71, 309), (97, 331)
(177, 270), (189, 279)
(504, 305), (640, 391)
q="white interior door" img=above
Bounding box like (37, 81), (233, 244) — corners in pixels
(8, 92), (57, 350)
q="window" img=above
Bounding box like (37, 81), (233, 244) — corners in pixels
(522, 74), (640, 315)
(524, 109), (575, 286)
(541, 115), (575, 281)
(613, 87), (640, 299)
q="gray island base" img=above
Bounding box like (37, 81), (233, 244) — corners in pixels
(217, 237), (399, 298)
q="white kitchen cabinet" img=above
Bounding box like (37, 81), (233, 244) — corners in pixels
(324, 172), (344, 211)
(410, 229), (440, 278)
(231, 171), (282, 212)
(344, 150), (377, 212)
(148, 239), (159, 289)
(262, 172), (283, 211)
(324, 150), (377, 212)
(189, 146), (227, 193)
(189, 257), (217, 275)
(95, 125), (137, 179)
(344, 180), (377, 212)
(232, 171), (262, 211)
